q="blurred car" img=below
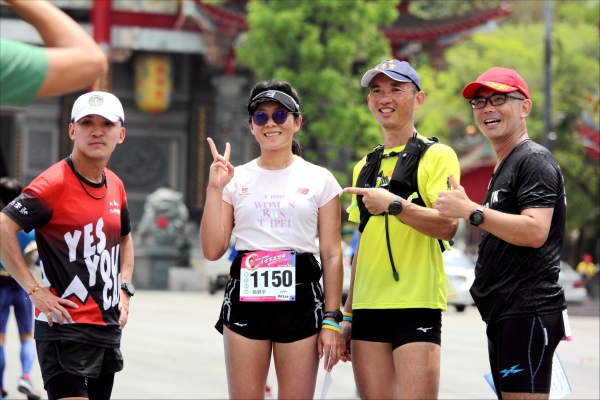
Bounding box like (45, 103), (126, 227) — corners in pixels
(443, 250), (476, 312)
(206, 252), (231, 295)
(206, 240), (235, 295)
(559, 261), (587, 303)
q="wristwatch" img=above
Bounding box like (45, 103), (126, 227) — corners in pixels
(469, 205), (485, 227)
(121, 282), (135, 297)
(323, 310), (343, 323)
(387, 196), (403, 215)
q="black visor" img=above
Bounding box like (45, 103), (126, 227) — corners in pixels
(248, 90), (300, 114)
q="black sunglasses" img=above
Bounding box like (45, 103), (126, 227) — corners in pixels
(252, 110), (294, 126)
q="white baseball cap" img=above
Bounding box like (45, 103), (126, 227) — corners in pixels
(71, 91), (125, 124)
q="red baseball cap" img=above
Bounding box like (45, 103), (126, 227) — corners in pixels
(462, 67), (530, 100)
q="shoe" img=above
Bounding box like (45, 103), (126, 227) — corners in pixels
(17, 377), (41, 400)
(0, 389), (8, 399)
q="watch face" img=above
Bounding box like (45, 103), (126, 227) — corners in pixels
(324, 311), (343, 322)
(388, 201), (402, 216)
(470, 211), (484, 226)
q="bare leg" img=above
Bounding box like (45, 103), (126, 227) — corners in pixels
(392, 342), (440, 399)
(272, 334), (319, 399)
(352, 340), (399, 399)
(224, 327), (272, 399)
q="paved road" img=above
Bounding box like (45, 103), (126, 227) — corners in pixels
(3, 291), (599, 399)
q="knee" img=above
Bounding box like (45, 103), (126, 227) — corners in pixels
(19, 333), (34, 343)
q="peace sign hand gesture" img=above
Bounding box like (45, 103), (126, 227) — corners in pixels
(207, 137), (234, 189)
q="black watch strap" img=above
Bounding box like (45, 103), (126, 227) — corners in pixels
(323, 310), (343, 323)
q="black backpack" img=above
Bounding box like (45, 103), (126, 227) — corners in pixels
(354, 132), (449, 280)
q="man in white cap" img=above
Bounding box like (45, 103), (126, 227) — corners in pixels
(341, 60), (460, 399)
(0, 91), (134, 399)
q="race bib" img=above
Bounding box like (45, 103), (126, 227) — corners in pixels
(239, 250), (296, 302)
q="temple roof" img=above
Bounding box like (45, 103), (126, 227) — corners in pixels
(385, 3), (512, 43)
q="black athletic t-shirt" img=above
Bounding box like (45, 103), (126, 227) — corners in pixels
(1, 158), (131, 347)
(470, 140), (567, 323)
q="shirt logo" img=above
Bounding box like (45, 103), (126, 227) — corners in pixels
(491, 190), (499, 205)
(295, 188), (309, 195)
(89, 95), (104, 106)
(109, 199), (120, 215)
(500, 365), (524, 378)
(240, 188), (250, 195)
(416, 327), (432, 332)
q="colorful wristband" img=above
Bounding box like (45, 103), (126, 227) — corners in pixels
(343, 316), (353, 322)
(322, 324), (341, 333)
(322, 319), (341, 330)
(343, 312), (353, 317)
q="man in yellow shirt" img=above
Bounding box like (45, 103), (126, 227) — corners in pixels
(341, 60), (460, 399)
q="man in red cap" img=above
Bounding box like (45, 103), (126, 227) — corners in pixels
(436, 67), (567, 399)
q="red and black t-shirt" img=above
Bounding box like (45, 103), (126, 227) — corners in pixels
(2, 158), (131, 347)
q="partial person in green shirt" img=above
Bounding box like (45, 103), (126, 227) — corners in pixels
(0, 0), (107, 108)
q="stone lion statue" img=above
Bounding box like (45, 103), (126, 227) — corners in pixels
(137, 187), (189, 249)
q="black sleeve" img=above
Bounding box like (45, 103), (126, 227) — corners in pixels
(1, 191), (53, 233)
(516, 153), (560, 211)
(120, 203), (131, 237)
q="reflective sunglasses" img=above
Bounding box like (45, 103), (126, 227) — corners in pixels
(469, 93), (525, 109)
(252, 110), (293, 126)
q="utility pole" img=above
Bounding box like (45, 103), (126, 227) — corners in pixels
(542, 0), (555, 152)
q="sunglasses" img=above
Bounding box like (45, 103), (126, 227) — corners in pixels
(252, 110), (294, 126)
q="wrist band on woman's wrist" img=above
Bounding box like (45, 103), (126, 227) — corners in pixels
(322, 324), (341, 333)
(322, 319), (341, 330)
(28, 283), (41, 296)
(343, 316), (353, 322)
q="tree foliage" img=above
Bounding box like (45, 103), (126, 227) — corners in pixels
(236, 0), (399, 180)
(409, 0), (500, 19)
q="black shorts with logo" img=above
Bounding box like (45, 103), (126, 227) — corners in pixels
(486, 312), (564, 394)
(351, 308), (442, 350)
(215, 252), (324, 343)
(36, 340), (124, 388)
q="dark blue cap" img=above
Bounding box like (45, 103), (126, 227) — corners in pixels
(361, 60), (421, 91)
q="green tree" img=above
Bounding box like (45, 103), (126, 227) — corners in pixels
(409, 0), (500, 19)
(236, 0), (399, 182)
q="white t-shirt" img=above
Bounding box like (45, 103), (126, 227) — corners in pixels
(223, 156), (342, 254)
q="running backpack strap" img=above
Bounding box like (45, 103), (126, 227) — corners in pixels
(387, 134), (449, 252)
(388, 134), (438, 202)
(356, 145), (385, 233)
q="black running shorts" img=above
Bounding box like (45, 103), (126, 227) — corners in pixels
(36, 340), (123, 388)
(486, 312), (564, 394)
(215, 279), (324, 343)
(351, 308), (442, 350)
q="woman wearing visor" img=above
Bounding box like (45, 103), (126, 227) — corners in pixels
(201, 81), (344, 398)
